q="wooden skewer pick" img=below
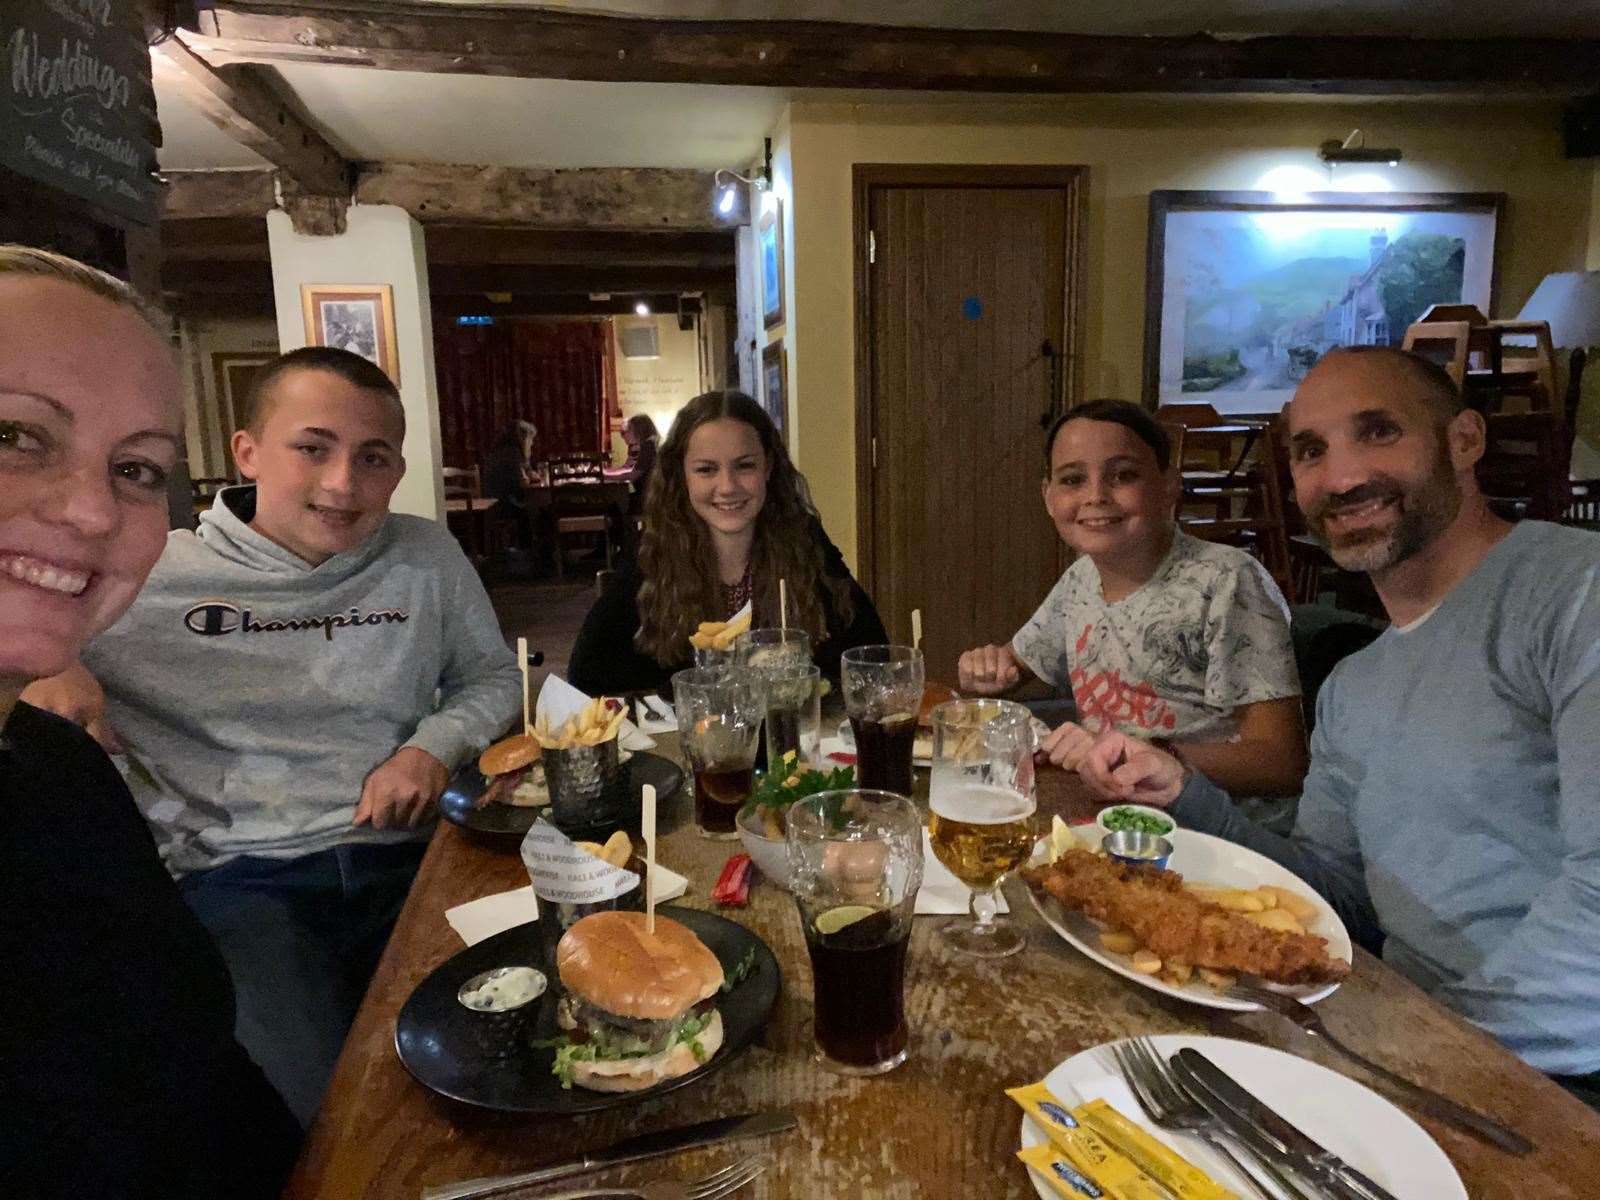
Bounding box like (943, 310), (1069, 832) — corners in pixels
(517, 637), (531, 736)
(642, 783), (657, 935)
(911, 608), (923, 651)
(779, 578), (788, 632)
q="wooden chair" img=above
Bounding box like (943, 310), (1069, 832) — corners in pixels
(1163, 417), (1297, 602)
(442, 466), (500, 561)
(1402, 315), (1558, 415)
(1479, 411), (1569, 523)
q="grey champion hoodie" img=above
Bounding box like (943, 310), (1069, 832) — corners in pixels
(84, 487), (521, 875)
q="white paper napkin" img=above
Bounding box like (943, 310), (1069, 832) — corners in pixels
(445, 869), (691, 948)
(445, 886), (539, 946)
(915, 827), (1010, 915)
(537, 674), (655, 751)
(633, 694), (678, 735)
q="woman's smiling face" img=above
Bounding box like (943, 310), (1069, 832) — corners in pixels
(0, 276), (182, 684)
(683, 417), (770, 539)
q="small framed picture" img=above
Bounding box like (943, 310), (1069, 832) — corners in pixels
(762, 338), (787, 435)
(759, 201), (785, 329)
(300, 283), (400, 384)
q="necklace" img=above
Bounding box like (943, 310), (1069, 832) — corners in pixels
(721, 563), (753, 617)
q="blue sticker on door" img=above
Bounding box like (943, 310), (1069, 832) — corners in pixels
(962, 296), (983, 320)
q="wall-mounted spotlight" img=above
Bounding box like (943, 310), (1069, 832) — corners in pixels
(714, 137), (774, 218)
(1319, 129), (1402, 168)
(634, 300), (651, 316)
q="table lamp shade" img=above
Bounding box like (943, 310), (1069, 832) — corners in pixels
(1516, 271), (1600, 348)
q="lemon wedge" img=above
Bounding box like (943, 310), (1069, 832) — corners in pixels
(1050, 815), (1076, 860)
(815, 904), (878, 935)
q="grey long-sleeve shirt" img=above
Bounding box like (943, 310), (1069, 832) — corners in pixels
(84, 487), (521, 875)
(1173, 520), (1600, 1075)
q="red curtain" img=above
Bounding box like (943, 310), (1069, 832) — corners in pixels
(434, 319), (612, 467)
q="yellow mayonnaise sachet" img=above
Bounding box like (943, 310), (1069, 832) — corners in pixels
(1008, 1084), (1167, 1200)
(1077, 1098), (1240, 1200)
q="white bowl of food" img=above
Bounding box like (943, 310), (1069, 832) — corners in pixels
(736, 753), (856, 892)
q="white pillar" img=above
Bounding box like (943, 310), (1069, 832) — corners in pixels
(266, 205), (445, 520)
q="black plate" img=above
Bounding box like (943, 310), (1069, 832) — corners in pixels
(394, 907), (780, 1113)
(439, 751), (684, 845)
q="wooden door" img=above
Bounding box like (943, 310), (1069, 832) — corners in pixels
(855, 166), (1085, 686)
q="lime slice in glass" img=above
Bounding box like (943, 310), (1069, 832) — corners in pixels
(815, 904), (879, 935)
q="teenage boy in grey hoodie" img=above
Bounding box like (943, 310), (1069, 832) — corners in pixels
(24, 347), (521, 1125)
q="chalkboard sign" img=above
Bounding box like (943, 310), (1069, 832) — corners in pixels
(3, 0), (161, 226)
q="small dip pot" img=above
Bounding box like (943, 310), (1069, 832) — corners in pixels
(457, 965), (548, 1055)
(1102, 830), (1174, 870)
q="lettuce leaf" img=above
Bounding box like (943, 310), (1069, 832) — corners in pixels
(546, 1009), (717, 1089)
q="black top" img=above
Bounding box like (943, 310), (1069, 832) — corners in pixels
(481, 442), (526, 506)
(568, 521), (888, 696)
(0, 703), (299, 1200)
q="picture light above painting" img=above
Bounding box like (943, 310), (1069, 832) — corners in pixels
(1144, 190), (1504, 414)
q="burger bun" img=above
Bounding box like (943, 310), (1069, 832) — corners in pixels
(478, 733), (541, 777)
(557, 911), (724, 1019)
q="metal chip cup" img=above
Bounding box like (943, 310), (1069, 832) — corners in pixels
(543, 739), (622, 831)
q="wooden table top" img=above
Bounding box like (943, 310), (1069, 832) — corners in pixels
(284, 748), (1600, 1200)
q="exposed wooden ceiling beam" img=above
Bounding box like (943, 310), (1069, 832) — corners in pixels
(161, 258), (731, 297)
(160, 163), (737, 231)
(428, 263), (733, 295)
(432, 293), (705, 319)
(160, 169), (279, 220)
(423, 227), (736, 270)
(357, 163), (736, 231)
(150, 34), (349, 195)
(183, 1), (1600, 95)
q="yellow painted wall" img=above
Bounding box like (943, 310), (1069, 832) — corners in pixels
(780, 97), (1596, 569)
(610, 313), (703, 461)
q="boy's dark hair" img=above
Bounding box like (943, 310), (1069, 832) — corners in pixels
(1043, 399), (1172, 473)
(245, 346), (404, 436)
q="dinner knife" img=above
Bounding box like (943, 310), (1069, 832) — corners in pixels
(1172, 1050), (1401, 1200)
(420, 1110), (797, 1200)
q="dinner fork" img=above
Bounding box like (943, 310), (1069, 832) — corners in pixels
(1112, 1038), (1320, 1200)
(426, 1155), (766, 1200)
(1228, 981), (1533, 1156)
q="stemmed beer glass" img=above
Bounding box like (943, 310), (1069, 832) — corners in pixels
(926, 699), (1037, 958)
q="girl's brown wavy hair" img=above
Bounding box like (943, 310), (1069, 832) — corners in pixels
(635, 390), (853, 664)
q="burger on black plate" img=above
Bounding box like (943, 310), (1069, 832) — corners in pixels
(476, 732), (541, 807)
(549, 910), (725, 1091)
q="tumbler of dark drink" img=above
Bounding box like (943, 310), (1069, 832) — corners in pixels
(841, 645), (925, 797)
(786, 789), (923, 1075)
(672, 667), (764, 839)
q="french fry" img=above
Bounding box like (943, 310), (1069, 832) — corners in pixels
(1130, 949), (1162, 974)
(1162, 961), (1194, 985)
(600, 829), (633, 867)
(1261, 885), (1318, 922)
(1247, 908), (1305, 935)
(1197, 967), (1235, 990)
(1209, 889), (1266, 913)
(573, 840), (605, 857)
(1100, 929), (1141, 955)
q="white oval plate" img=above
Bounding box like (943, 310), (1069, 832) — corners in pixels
(1020, 1035), (1466, 1200)
(1026, 828), (1352, 1011)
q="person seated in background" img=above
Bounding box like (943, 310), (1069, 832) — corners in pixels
(23, 346), (521, 1126)
(0, 245), (299, 1197)
(482, 418), (539, 552)
(1076, 348), (1600, 1100)
(613, 412), (660, 498)
(569, 389), (886, 695)
(957, 399), (1306, 819)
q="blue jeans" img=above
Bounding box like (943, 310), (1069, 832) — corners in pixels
(179, 839), (427, 1127)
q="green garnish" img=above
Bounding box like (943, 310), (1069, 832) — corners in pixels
(740, 751), (855, 823)
(1102, 806), (1174, 836)
(720, 946), (758, 993)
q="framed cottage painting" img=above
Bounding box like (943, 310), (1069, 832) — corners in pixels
(759, 201), (785, 329)
(301, 283), (401, 384)
(762, 338), (788, 434)
(1144, 190), (1503, 413)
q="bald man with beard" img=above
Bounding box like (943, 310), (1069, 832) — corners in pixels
(1076, 347), (1600, 1105)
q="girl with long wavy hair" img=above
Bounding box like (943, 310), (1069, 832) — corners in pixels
(569, 390), (885, 695)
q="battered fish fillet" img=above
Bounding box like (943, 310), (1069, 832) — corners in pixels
(1021, 849), (1349, 986)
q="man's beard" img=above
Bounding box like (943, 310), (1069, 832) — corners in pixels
(1304, 443), (1462, 574)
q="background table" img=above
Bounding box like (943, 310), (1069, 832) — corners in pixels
(284, 743), (1600, 1200)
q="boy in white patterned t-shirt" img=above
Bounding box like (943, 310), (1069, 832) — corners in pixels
(958, 400), (1306, 806)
